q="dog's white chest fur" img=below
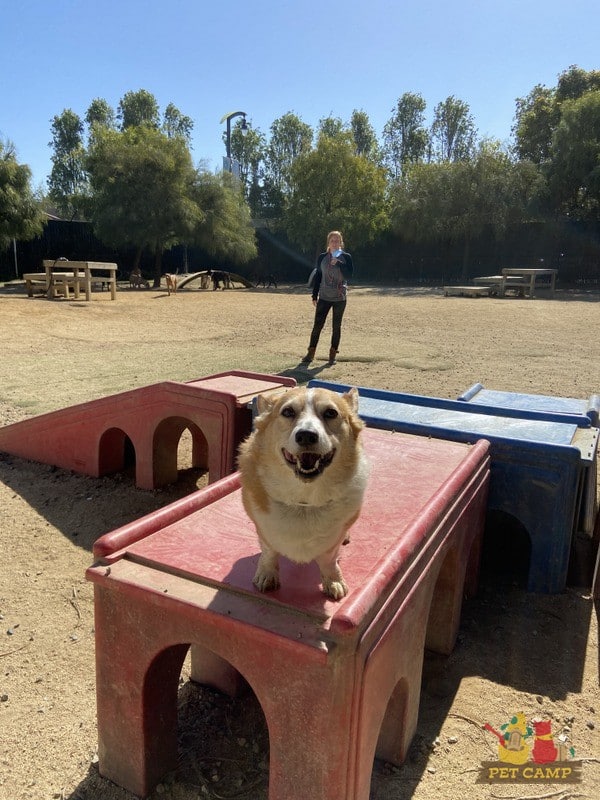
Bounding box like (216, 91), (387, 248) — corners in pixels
(249, 453), (369, 563)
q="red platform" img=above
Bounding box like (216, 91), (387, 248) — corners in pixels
(87, 428), (490, 799)
(0, 371), (295, 489)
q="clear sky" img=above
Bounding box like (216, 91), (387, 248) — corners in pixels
(2, 0), (599, 190)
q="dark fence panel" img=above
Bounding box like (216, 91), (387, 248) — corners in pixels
(2, 218), (599, 285)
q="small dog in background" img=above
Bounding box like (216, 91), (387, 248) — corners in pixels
(238, 386), (369, 600)
(164, 273), (178, 295)
(129, 269), (149, 289)
(254, 274), (278, 288)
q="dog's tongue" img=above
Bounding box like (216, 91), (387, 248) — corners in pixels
(299, 452), (320, 471)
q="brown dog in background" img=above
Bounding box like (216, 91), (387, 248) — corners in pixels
(238, 386), (369, 600)
(164, 273), (178, 295)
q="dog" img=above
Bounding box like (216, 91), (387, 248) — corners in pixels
(129, 269), (149, 289)
(238, 386), (369, 600)
(164, 273), (178, 295)
(210, 270), (231, 290)
(255, 274), (278, 289)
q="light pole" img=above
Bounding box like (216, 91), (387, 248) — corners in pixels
(220, 110), (248, 172)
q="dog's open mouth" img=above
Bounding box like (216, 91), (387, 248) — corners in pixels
(282, 448), (335, 478)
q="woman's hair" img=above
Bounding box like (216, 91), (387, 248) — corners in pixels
(326, 230), (344, 250)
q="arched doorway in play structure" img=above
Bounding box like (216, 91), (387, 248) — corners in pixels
(480, 510), (531, 588)
(97, 417), (209, 489)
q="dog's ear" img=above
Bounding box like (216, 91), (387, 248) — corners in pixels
(255, 393), (276, 417)
(342, 387), (359, 413)
(342, 387), (364, 436)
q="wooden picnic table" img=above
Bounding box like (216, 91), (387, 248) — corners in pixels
(40, 260), (118, 300)
(501, 267), (557, 298)
(468, 268), (557, 298)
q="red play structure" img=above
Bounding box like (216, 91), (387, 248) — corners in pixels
(0, 371), (295, 489)
(88, 427), (490, 799)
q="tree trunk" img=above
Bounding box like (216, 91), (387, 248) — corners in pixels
(153, 242), (163, 289)
(461, 236), (471, 281)
(133, 246), (143, 272)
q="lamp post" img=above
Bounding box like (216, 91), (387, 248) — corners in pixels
(220, 110), (248, 172)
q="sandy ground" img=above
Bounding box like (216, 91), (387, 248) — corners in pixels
(0, 279), (599, 800)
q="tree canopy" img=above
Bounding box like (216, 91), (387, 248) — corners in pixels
(190, 170), (257, 264)
(47, 109), (89, 218)
(391, 141), (541, 277)
(545, 90), (600, 222)
(285, 136), (388, 256)
(0, 140), (45, 251)
(383, 92), (429, 179)
(86, 125), (203, 281)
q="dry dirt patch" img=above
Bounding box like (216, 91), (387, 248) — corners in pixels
(0, 282), (598, 800)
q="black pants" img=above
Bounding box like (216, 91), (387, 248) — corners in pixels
(309, 299), (347, 350)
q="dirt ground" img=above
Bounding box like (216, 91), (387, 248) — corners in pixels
(0, 278), (599, 800)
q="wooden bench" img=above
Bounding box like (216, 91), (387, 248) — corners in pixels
(472, 275), (530, 297)
(23, 272), (51, 296)
(443, 285), (491, 297)
(22, 271), (79, 299)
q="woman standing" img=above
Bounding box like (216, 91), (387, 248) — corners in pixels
(301, 230), (354, 366)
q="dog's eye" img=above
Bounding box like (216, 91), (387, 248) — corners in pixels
(281, 406), (296, 418)
(323, 407), (338, 420)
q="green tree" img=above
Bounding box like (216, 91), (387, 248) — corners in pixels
(284, 136), (388, 256)
(117, 89), (160, 130)
(47, 109), (89, 217)
(229, 120), (266, 214)
(383, 92), (429, 179)
(87, 125), (202, 284)
(163, 103), (194, 145)
(265, 112), (313, 196)
(545, 90), (600, 221)
(350, 109), (380, 161)
(430, 96), (477, 162)
(0, 140), (45, 251)
(190, 170), (257, 264)
(556, 64), (600, 102)
(85, 98), (116, 130)
(391, 141), (541, 278)
(318, 116), (346, 140)
(513, 84), (559, 163)
(513, 66), (600, 164)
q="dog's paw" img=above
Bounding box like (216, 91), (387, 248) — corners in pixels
(322, 577), (349, 601)
(253, 569), (280, 593)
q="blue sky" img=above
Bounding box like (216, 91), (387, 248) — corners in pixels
(2, 0), (599, 190)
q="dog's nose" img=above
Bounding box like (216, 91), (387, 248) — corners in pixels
(295, 429), (319, 446)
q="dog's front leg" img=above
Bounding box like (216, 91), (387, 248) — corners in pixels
(253, 540), (280, 592)
(315, 546), (348, 601)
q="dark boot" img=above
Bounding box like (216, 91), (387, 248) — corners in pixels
(301, 346), (316, 364)
(328, 348), (337, 365)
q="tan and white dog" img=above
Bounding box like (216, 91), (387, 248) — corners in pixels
(238, 386), (369, 600)
(164, 273), (178, 295)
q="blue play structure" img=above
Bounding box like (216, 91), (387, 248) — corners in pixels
(308, 379), (599, 594)
(458, 383), (600, 426)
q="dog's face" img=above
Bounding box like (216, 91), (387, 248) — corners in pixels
(253, 386), (364, 485)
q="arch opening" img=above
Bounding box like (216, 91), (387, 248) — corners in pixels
(481, 510), (531, 588)
(153, 416), (209, 490)
(152, 644), (270, 795)
(98, 427), (136, 482)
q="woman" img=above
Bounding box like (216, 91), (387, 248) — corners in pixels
(301, 230), (354, 366)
